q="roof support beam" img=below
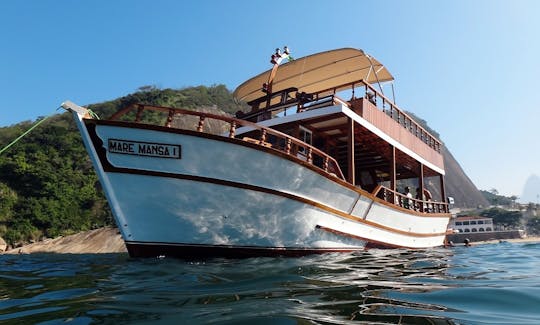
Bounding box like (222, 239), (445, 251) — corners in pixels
(419, 163), (425, 212)
(347, 117), (355, 185)
(390, 145), (396, 193)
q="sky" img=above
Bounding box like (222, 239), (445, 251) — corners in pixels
(1, 0), (539, 198)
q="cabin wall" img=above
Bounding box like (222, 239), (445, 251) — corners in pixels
(356, 98), (444, 171)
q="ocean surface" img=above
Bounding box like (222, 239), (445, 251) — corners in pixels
(1, 242), (539, 325)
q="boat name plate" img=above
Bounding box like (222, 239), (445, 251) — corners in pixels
(108, 138), (181, 159)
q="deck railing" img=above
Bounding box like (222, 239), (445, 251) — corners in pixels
(373, 185), (449, 214)
(359, 82), (442, 153)
(109, 104), (345, 180)
(304, 80), (442, 154)
(246, 79), (442, 154)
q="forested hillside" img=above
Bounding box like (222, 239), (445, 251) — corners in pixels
(1, 85), (485, 246)
(0, 85), (247, 246)
(406, 112), (489, 209)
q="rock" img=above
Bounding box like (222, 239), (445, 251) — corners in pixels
(0, 237), (6, 253)
(3, 227), (127, 254)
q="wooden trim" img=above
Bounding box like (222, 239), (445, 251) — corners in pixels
(419, 163), (424, 212)
(84, 114), (344, 178)
(85, 119), (450, 219)
(96, 158), (449, 238)
(359, 98), (444, 169)
(347, 117), (355, 185)
(316, 225), (414, 249)
(390, 144), (396, 193)
(372, 185), (449, 214)
(440, 174), (447, 203)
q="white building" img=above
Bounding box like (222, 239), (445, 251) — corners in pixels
(448, 216), (494, 233)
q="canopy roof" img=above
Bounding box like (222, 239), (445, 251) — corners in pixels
(233, 48), (394, 103)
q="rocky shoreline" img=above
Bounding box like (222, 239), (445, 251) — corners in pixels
(1, 227), (127, 254)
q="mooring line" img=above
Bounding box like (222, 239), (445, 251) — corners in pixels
(0, 108), (60, 155)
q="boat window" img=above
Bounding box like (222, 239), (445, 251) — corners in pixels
(477, 220), (484, 224)
(455, 221), (462, 226)
(463, 221), (470, 225)
(298, 126), (312, 154)
(470, 221), (477, 225)
(464, 229), (470, 232)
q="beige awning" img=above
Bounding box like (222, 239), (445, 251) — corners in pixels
(233, 48), (394, 103)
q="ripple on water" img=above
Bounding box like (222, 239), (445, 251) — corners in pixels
(0, 243), (539, 324)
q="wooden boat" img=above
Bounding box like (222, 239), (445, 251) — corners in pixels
(63, 47), (451, 258)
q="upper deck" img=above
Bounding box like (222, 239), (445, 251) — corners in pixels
(233, 48), (444, 174)
(232, 47), (447, 213)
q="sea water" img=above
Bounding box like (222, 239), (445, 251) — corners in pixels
(1, 241), (539, 324)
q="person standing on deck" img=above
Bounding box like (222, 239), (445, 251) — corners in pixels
(403, 186), (413, 209)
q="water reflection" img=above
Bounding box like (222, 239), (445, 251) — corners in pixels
(1, 244), (539, 324)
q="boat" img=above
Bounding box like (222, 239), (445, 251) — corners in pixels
(62, 47), (452, 258)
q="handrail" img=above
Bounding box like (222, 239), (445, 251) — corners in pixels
(109, 103), (345, 180)
(360, 82), (442, 153)
(308, 80), (442, 153)
(242, 78), (442, 154)
(373, 185), (449, 214)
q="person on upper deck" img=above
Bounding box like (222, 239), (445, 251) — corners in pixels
(366, 91), (376, 105)
(416, 187), (433, 212)
(416, 188), (432, 201)
(403, 186), (413, 209)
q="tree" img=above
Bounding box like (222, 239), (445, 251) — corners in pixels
(526, 216), (540, 235)
(480, 208), (522, 229)
(0, 85), (246, 246)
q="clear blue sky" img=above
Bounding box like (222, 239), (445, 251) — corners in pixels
(1, 0), (539, 198)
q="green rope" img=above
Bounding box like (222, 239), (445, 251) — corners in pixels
(0, 110), (58, 155)
(87, 109), (100, 120)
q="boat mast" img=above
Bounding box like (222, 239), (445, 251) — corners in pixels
(263, 46), (291, 108)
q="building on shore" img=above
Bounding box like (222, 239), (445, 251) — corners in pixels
(447, 215), (525, 243)
(448, 216), (494, 233)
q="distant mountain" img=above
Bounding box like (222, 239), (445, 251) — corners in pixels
(406, 112), (488, 209)
(521, 174), (540, 204)
(442, 145), (489, 209)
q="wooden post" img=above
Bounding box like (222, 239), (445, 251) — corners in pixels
(347, 117), (355, 185)
(390, 145), (396, 203)
(418, 163), (424, 212)
(166, 109), (175, 127)
(135, 106), (144, 122)
(323, 156), (329, 172)
(229, 121), (236, 138)
(285, 138), (292, 154)
(197, 116), (205, 132)
(440, 174), (447, 212)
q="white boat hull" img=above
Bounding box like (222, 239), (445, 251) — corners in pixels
(72, 113), (450, 258)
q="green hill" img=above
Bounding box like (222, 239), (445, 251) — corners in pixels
(0, 85), (247, 246)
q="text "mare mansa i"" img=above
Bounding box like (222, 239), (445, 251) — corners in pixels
(108, 139), (181, 159)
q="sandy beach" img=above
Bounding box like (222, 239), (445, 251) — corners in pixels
(474, 236), (540, 245)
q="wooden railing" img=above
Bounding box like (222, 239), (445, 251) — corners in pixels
(109, 104), (345, 179)
(356, 82), (441, 153)
(373, 185), (449, 214)
(247, 79), (442, 154)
